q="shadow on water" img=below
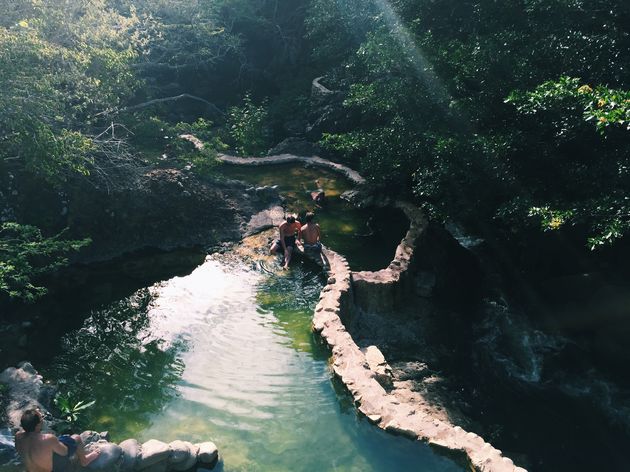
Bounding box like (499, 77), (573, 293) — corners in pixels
(41, 289), (186, 434)
(1, 248), (205, 371)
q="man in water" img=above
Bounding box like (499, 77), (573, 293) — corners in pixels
(301, 212), (328, 269)
(269, 214), (302, 269)
(15, 408), (100, 472)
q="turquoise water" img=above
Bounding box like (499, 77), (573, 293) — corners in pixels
(41, 248), (462, 472)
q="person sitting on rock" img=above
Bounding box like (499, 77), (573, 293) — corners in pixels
(269, 214), (302, 269)
(301, 212), (328, 269)
(15, 408), (100, 472)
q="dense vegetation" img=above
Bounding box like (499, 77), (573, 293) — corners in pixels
(1, 0), (629, 300)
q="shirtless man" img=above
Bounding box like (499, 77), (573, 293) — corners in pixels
(269, 215), (302, 269)
(15, 408), (100, 472)
(301, 212), (328, 268)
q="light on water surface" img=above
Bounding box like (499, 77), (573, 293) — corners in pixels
(41, 248), (462, 472)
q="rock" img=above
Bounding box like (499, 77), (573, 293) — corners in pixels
(0, 364), (45, 430)
(80, 431), (102, 447)
(86, 441), (122, 471)
(17, 362), (36, 375)
(169, 445), (198, 472)
(167, 440), (195, 464)
(267, 138), (321, 157)
(0, 428), (17, 466)
(414, 271), (436, 297)
(118, 439), (140, 471)
(196, 442), (218, 465)
(362, 346), (393, 390)
(136, 439), (170, 470)
(140, 462), (168, 472)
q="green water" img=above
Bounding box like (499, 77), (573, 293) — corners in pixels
(218, 163), (408, 272)
(40, 252), (462, 472)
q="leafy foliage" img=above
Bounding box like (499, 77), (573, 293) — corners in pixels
(227, 94), (271, 156)
(0, 223), (91, 302)
(309, 0), (630, 250)
(0, 1), (140, 183)
(53, 393), (95, 431)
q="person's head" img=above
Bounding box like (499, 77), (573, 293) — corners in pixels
(20, 408), (42, 433)
(305, 212), (315, 223)
(286, 215), (296, 224)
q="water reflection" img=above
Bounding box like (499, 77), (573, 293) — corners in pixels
(43, 290), (185, 434)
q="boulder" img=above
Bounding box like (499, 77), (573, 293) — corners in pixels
(136, 440), (170, 470)
(0, 428), (17, 465)
(168, 444), (198, 472)
(140, 462), (168, 472)
(169, 440), (199, 465)
(196, 442), (218, 465)
(362, 346), (393, 390)
(0, 363), (51, 431)
(267, 138), (322, 157)
(86, 441), (122, 472)
(118, 438), (140, 471)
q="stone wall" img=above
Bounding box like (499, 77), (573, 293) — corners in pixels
(312, 209), (526, 472)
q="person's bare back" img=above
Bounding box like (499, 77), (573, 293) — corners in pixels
(16, 431), (64, 472)
(15, 409), (100, 472)
(301, 222), (320, 245)
(301, 212), (321, 246)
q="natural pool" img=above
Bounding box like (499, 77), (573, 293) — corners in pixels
(38, 236), (462, 471)
(218, 163), (408, 272)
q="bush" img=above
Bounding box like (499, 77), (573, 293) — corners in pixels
(0, 223), (91, 302)
(227, 94), (270, 156)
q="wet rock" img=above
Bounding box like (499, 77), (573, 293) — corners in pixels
(137, 440), (170, 469)
(0, 363), (45, 431)
(167, 440), (193, 464)
(118, 438), (140, 471)
(169, 444), (198, 472)
(196, 442), (218, 465)
(0, 428), (17, 465)
(86, 441), (122, 471)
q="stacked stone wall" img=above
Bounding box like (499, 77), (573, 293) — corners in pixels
(312, 204), (526, 472)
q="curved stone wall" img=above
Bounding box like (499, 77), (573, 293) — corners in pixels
(313, 207), (527, 472)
